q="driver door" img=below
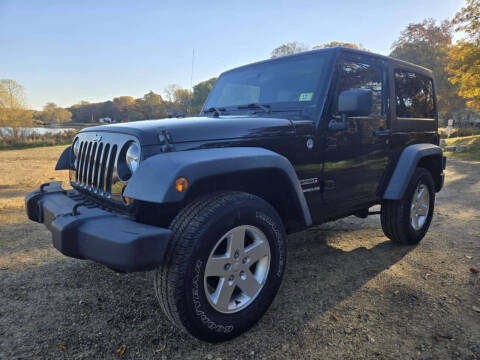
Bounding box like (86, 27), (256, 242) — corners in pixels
(320, 54), (389, 218)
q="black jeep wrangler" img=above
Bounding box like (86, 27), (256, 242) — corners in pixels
(26, 47), (446, 342)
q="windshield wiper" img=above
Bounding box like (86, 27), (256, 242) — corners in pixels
(236, 103), (271, 113)
(203, 107), (226, 117)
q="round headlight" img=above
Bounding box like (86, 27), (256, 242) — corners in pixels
(73, 139), (80, 157)
(126, 143), (140, 173)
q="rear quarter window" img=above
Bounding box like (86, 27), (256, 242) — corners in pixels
(394, 70), (435, 119)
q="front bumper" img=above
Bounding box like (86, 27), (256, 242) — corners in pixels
(25, 182), (171, 272)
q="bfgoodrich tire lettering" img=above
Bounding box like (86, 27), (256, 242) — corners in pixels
(154, 191), (286, 342)
(381, 167), (435, 245)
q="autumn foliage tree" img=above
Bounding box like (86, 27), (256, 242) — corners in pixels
(446, 0), (480, 111)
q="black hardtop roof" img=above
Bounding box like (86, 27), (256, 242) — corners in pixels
(222, 46), (433, 77)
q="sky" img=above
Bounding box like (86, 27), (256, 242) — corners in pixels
(0, 0), (464, 110)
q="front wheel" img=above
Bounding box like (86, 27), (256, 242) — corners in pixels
(381, 167), (435, 245)
(154, 191), (286, 342)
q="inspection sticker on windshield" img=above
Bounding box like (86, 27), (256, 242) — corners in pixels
(299, 92), (313, 101)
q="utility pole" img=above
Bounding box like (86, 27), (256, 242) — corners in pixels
(190, 48), (195, 89)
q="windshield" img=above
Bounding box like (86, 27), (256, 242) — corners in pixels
(203, 52), (333, 117)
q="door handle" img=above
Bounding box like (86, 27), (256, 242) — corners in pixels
(374, 129), (392, 137)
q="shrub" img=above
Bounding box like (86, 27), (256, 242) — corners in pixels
(0, 128), (77, 150)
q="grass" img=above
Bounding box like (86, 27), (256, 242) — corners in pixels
(444, 135), (480, 161)
(0, 145), (70, 225)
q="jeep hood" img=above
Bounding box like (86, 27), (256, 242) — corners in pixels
(80, 116), (295, 145)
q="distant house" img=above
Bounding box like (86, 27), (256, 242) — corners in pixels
(99, 117), (114, 124)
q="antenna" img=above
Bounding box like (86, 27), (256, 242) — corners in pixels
(190, 48), (195, 88)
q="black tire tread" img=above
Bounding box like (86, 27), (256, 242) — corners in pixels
(381, 167), (435, 245)
(154, 191), (260, 335)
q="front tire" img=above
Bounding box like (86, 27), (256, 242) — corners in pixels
(154, 191), (286, 342)
(381, 167), (435, 245)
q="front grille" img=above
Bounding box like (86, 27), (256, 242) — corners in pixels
(75, 140), (117, 195)
(71, 132), (139, 201)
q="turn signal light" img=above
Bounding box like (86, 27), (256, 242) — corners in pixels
(123, 196), (133, 205)
(175, 177), (189, 192)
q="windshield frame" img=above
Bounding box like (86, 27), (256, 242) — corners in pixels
(202, 49), (336, 123)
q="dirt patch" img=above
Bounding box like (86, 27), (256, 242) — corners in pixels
(0, 147), (479, 359)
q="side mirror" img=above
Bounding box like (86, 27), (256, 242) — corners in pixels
(338, 89), (373, 116)
(328, 89), (373, 131)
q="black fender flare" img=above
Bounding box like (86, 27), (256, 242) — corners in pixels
(123, 147), (312, 227)
(55, 146), (72, 170)
(383, 143), (443, 200)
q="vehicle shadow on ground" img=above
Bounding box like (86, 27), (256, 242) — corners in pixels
(0, 218), (414, 359)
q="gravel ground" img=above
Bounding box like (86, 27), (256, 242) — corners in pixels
(0, 153), (479, 359)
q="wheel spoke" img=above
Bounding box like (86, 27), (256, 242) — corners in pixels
(244, 240), (269, 263)
(420, 187), (429, 203)
(417, 204), (428, 216)
(228, 227), (246, 254)
(238, 270), (261, 298)
(414, 213), (420, 229)
(213, 278), (235, 311)
(417, 186), (425, 201)
(205, 255), (230, 277)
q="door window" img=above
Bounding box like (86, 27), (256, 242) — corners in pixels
(333, 60), (384, 116)
(394, 70), (435, 119)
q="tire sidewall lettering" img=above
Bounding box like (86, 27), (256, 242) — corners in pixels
(256, 211), (284, 278)
(191, 259), (234, 334)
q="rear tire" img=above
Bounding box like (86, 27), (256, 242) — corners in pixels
(381, 167), (435, 245)
(154, 191), (286, 342)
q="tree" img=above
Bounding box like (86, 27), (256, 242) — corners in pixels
(173, 88), (193, 114)
(446, 43), (480, 111)
(127, 110), (145, 122)
(143, 91), (163, 106)
(112, 96), (135, 122)
(313, 42), (366, 50)
(271, 42), (309, 58)
(0, 79), (34, 126)
(164, 84), (181, 102)
(0, 79), (27, 109)
(392, 19), (453, 49)
(98, 100), (114, 119)
(0, 108), (34, 126)
(39, 102), (72, 123)
(191, 77), (216, 113)
(445, 1), (480, 111)
(139, 91), (164, 119)
(390, 19), (464, 118)
(452, 0), (480, 44)
(0, 83), (7, 109)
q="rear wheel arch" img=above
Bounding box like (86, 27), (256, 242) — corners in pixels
(383, 144), (444, 200)
(417, 154), (443, 192)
